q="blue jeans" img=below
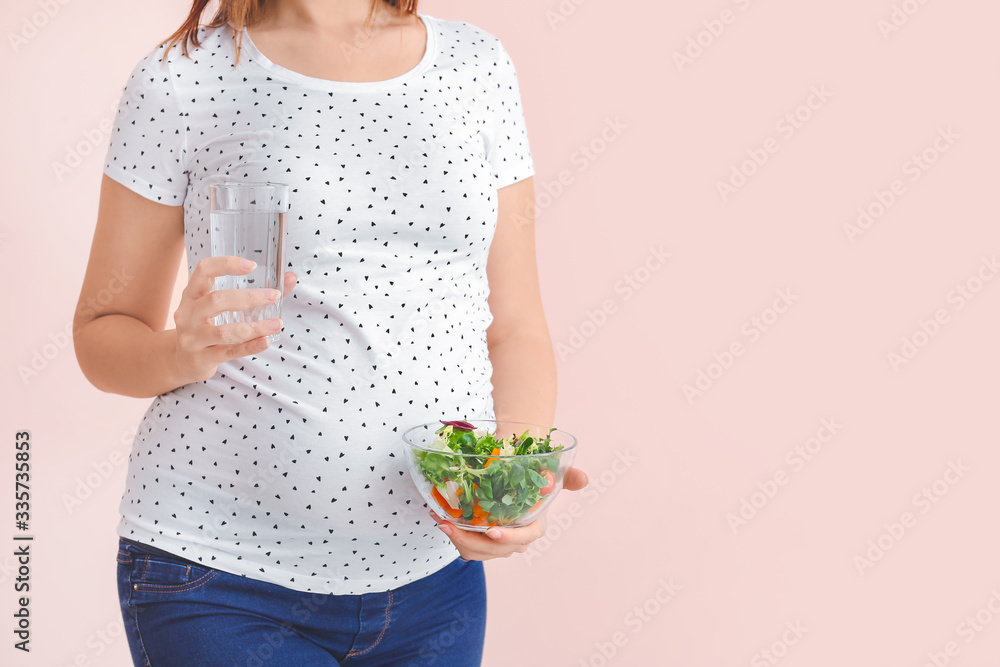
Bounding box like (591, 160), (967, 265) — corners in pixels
(116, 539), (486, 666)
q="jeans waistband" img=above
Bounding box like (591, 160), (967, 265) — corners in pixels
(120, 537), (203, 567)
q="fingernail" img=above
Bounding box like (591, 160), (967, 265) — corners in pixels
(266, 319), (282, 333)
(241, 259), (257, 271)
(486, 528), (502, 540)
(438, 523), (454, 537)
(255, 338), (269, 351)
(265, 289), (281, 302)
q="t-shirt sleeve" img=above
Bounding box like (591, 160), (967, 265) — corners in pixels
(482, 39), (534, 189)
(103, 49), (189, 205)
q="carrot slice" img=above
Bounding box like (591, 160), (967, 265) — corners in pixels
(472, 501), (491, 521)
(484, 448), (501, 468)
(470, 514), (497, 527)
(431, 486), (462, 518)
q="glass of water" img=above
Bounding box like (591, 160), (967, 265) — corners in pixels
(209, 182), (290, 343)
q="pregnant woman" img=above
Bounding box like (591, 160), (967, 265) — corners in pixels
(73, 0), (587, 664)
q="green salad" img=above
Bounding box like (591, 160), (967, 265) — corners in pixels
(416, 420), (564, 527)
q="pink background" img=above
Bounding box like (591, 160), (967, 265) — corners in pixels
(3, 0), (999, 665)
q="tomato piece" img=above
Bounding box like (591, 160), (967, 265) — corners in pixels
(539, 468), (556, 495)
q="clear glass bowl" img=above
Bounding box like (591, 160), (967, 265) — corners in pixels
(402, 420), (578, 532)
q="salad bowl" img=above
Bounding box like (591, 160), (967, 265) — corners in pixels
(402, 419), (578, 532)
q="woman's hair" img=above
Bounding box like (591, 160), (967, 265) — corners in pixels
(160, 0), (419, 63)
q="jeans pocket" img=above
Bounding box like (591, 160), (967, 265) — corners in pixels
(126, 548), (219, 596)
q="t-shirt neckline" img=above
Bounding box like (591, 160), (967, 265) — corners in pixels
(241, 14), (436, 92)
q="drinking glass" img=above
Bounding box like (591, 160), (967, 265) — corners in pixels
(209, 182), (290, 343)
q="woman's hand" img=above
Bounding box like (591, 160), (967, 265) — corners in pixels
(172, 256), (298, 383)
(431, 466), (589, 561)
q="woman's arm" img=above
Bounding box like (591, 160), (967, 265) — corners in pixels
(74, 175), (190, 397)
(486, 177), (558, 428)
(73, 175), (290, 398)
(430, 177), (587, 561)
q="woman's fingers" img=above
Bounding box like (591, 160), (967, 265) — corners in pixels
(211, 318), (283, 348)
(202, 287), (281, 321)
(431, 511), (545, 560)
(563, 466), (589, 491)
(222, 334), (273, 359)
(187, 256), (256, 299)
(189, 258), (289, 340)
(171, 257), (289, 383)
(282, 270), (298, 297)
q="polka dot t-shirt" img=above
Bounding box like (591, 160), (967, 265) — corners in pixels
(102, 14), (534, 595)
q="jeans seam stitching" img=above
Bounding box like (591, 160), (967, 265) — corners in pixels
(120, 547), (153, 667)
(132, 570), (220, 594)
(134, 611), (152, 667)
(344, 589), (393, 658)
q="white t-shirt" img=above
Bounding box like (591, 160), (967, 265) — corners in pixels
(103, 14), (534, 594)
